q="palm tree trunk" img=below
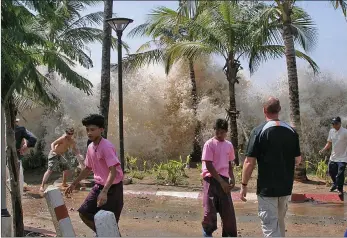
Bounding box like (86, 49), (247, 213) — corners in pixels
(99, 0), (113, 138)
(188, 59), (202, 164)
(4, 97), (24, 237)
(226, 59), (240, 166)
(282, 19), (307, 181)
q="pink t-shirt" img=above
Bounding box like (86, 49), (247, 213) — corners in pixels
(201, 137), (235, 178)
(85, 138), (123, 185)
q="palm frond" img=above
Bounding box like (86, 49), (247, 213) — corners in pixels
(167, 42), (214, 61)
(122, 49), (165, 72)
(43, 51), (93, 95)
(247, 44), (319, 74)
(67, 11), (104, 29)
(60, 27), (104, 45)
(294, 50), (319, 74)
(290, 6), (318, 52)
(57, 43), (94, 68)
(128, 23), (151, 38)
(331, 0), (347, 17)
(110, 37), (131, 53)
(135, 40), (161, 53)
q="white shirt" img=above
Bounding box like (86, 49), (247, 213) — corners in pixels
(328, 127), (347, 163)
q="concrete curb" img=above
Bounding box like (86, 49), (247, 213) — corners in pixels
(124, 190), (344, 203)
(291, 193), (344, 202)
(54, 179), (344, 203)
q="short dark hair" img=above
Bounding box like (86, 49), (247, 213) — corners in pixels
(65, 127), (74, 134)
(82, 114), (105, 128)
(263, 97), (281, 114)
(214, 119), (228, 131)
(332, 116), (341, 124)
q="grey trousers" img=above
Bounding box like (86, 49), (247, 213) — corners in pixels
(257, 195), (290, 237)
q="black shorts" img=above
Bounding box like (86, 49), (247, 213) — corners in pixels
(78, 182), (123, 222)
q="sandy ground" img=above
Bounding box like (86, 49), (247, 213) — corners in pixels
(3, 167), (346, 237)
(15, 184), (346, 237)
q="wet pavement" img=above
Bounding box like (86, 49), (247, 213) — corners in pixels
(20, 187), (347, 237)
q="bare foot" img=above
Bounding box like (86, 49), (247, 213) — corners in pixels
(39, 186), (45, 192)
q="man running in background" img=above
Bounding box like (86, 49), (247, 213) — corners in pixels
(319, 116), (347, 196)
(14, 118), (37, 196)
(40, 127), (84, 192)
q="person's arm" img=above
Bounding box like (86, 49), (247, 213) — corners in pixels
(240, 157), (256, 202)
(19, 138), (28, 154)
(97, 145), (121, 207)
(319, 142), (332, 154)
(22, 138), (27, 147)
(71, 140), (85, 169)
(295, 156), (302, 166)
(101, 166), (117, 194)
(294, 131), (302, 166)
(241, 157), (256, 186)
(320, 130), (332, 154)
(51, 137), (63, 151)
(240, 128), (259, 201)
(65, 167), (92, 196)
(65, 149), (92, 196)
(205, 161), (225, 184)
(228, 162), (235, 188)
(71, 167), (92, 186)
(71, 140), (82, 156)
(22, 128), (37, 148)
(228, 144), (236, 188)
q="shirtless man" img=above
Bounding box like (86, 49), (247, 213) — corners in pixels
(40, 128), (84, 192)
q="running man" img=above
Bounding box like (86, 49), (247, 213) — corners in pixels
(241, 97), (301, 237)
(201, 119), (237, 237)
(40, 127), (84, 192)
(14, 118), (37, 196)
(65, 114), (124, 233)
(319, 116), (347, 196)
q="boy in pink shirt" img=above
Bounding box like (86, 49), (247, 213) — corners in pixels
(65, 114), (124, 232)
(201, 119), (237, 237)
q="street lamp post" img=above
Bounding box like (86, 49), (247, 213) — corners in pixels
(106, 17), (133, 172)
(1, 106), (12, 237)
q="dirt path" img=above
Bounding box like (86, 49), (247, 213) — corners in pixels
(21, 185), (346, 237)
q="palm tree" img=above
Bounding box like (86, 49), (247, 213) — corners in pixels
(166, 1), (318, 166)
(257, 0), (318, 180)
(1, 0), (106, 235)
(34, 0), (125, 138)
(126, 4), (205, 165)
(99, 0), (113, 138)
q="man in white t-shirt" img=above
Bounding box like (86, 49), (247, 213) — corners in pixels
(319, 117), (347, 196)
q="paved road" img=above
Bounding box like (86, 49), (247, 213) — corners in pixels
(21, 188), (346, 237)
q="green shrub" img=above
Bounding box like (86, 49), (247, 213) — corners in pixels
(234, 165), (242, 183)
(315, 160), (329, 181)
(130, 170), (145, 180)
(161, 159), (187, 185)
(152, 162), (164, 180)
(125, 154), (138, 172)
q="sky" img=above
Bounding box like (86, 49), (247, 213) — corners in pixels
(79, 1), (347, 87)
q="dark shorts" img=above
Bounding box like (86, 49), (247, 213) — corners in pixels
(202, 176), (237, 237)
(78, 182), (124, 222)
